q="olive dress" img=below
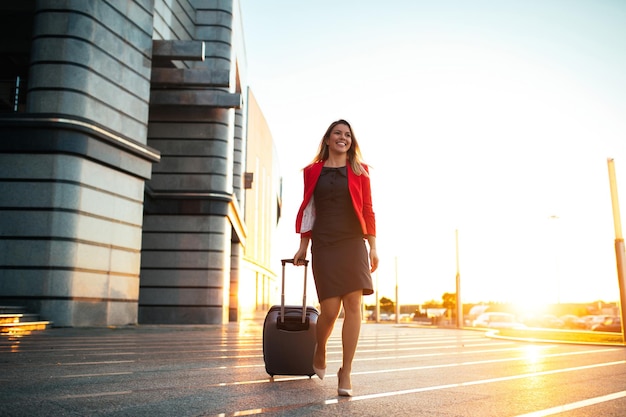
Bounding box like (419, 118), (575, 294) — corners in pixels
(311, 166), (374, 301)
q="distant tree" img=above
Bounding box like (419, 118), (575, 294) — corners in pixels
(442, 292), (456, 309)
(442, 292), (456, 318)
(422, 299), (442, 309)
(379, 297), (395, 314)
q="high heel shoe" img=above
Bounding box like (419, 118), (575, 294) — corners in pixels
(337, 368), (353, 397)
(312, 344), (326, 380)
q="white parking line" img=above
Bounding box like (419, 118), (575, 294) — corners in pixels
(205, 346), (619, 387)
(210, 360), (626, 417)
(349, 361), (626, 401)
(514, 390), (626, 416)
(53, 372), (133, 378)
(59, 360), (135, 366)
(59, 391), (133, 399)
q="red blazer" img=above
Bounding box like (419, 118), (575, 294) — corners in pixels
(295, 161), (376, 238)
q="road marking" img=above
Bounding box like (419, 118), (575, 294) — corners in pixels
(53, 372), (133, 378)
(59, 360), (135, 366)
(59, 391), (133, 399)
(351, 361), (626, 400)
(514, 390), (626, 416)
(209, 360), (626, 416)
(204, 346), (618, 387)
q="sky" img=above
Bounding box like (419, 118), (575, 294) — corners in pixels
(239, 0), (626, 307)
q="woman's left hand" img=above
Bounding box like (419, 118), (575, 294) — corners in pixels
(369, 248), (379, 273)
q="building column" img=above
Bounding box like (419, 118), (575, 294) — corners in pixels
(139, 0), (244, 324)
(0, 0), (159, 326)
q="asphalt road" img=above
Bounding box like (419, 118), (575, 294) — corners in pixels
(1, 318), (625, 416)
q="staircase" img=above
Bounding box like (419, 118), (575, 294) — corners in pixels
(0, 306), (51, 336)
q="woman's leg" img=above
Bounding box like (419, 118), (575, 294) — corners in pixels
(314, 296), (342, 370)
(339, 289), (363, 389)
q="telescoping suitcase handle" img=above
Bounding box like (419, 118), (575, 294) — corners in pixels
(280, 259), (309, 324)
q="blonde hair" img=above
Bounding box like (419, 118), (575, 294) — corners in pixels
(311, 119), (368, 176)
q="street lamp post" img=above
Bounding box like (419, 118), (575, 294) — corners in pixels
(456, 229), (462, 328)
(549, 215), (561, 304)
(607, 158), (626, 341)
(395, 256), (400, 324)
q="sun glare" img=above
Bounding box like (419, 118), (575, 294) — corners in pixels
(521, 345), (547, 365)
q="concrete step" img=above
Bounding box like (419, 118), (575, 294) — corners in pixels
(0, 307), (52, 336)
(0, 320), (51, 336)
(0, 313), (40, 324)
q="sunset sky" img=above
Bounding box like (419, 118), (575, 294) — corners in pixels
(239, 0), (626, 307)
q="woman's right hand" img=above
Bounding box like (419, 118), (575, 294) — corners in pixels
(293, 237), (310, 266)
(293, 248), (307, 266)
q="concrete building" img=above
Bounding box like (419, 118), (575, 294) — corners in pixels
(0, 0), (280, 327)
(240, 90), (282, 318)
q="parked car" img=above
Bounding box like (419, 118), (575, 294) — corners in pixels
(559, 314), (587, 330)
(591, 316), (622, 333)
(539, 314), (565, 329)
(378, 313), (391, 321)
(522, 314), (564, 329)
(582, 315), (612, 330)
(472, 312), (526, 329)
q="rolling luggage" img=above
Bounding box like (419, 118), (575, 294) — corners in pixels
(263, 258), (319, 380)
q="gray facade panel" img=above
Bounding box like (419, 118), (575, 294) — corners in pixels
(0, 211), (142, 250)
(138, 269), (224, 287)
(152, 156), (228, 174)
(142, 214), (227, 233)
(150, 89), (240, 107)
(0, 239), (140, 275)
(39, 0), (154, 37)
(26, 90), (148, 143)
(30, 37), (151, 100)
(107, 0), (156, 35)
(232, 108), (244, 203)
(27, 62), (147, 113)
(140, 250), (226, 270)
(148, 122), (230, 140)
(193, 26), (231, 44)
(144, 214), (228, 235)
(148, 106), (232, 122)
(71, 299), (138, 327)
(29, 2), (153, 143)
(3, 183), (143, 225)
(0, 151), (153, 193)
(39, 299), (73, 327)
(138, 305), (225, 324)
(0, 269), (139, 327)
(191, 0), (233, 14)
(196, 9), (232, 26)
(147, 139), (229, 156)
(33, 2), (153, 66)
(148, 172), (228, 191)
(139, 287), (224, 305)
(142, 232), (225, 251)
(0, 270), (55, 297)
(105, 300), (139, 325)
(153, 0), (194, 41)
(0, 270), (138, 300)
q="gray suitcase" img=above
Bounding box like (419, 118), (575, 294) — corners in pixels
(262, 259), (319, 380)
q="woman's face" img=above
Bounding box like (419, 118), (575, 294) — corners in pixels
(325, 123), (352, 155)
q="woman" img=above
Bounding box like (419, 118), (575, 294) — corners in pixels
(293, 119), (379, 397)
